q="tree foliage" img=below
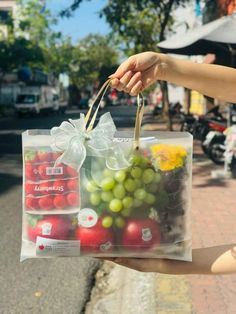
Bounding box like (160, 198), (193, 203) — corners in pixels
(61, 0), (191, 55)
(0, 0), (119, 89)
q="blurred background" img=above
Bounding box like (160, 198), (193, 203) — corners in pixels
(0, 1), (236, 313)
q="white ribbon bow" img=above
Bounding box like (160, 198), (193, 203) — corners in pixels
(50, 112), (129, 172)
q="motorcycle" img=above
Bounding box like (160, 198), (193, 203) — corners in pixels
(225, 126), (236, 178)
(202, 120), (227, 164)
(180, 106), (227, 157)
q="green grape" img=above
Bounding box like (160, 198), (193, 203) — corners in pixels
(140, 156), (149, 168)
(148, 183), (159, 193)
(133, 199), (143, 208)
(131, 166), (142, 179)
(129, 154), (142, 165)
(102, 216), (113, 228)
(124, 178), (137, 192)
(153, 172), (161, 184)
(86, 180), (98, 192)
(134, 179), (142, 188)
(145, 193), (156, 205)
(115, 217), (126, 228)
(100, 177), (115, 191)
(113, 184), (126, 199)
(101, 191), (113, 203)
(142, 168), (155, 184)
(121, 207), (132, 217)
(122, 196), (133, 209)
(134, 188), (147, 200)
(114, 170), (126, 183)
(90, 192), (101, 206)
(103, 168), (115, 177)
(109, 199), (123, 212)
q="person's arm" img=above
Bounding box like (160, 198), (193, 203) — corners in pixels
(103, 244), (236, 275)
(110, 52), (236, 103)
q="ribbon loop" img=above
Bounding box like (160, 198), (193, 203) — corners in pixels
(50, 112), (129, 172)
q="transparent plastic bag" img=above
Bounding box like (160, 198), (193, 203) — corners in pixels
(21, 129), (192, 261)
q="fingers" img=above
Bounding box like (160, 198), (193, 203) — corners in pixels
(129, 80), (143, 96)
(110, 56), (136, 79)
(110, 71), (143, 96)
(101, 257), (147, 272)
(113, 70), (133, 91)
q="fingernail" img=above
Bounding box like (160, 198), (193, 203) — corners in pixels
(108, 74), (115, 78)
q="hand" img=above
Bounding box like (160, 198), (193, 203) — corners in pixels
(100, 257), (166, 273)
(110, 52), (168, 96)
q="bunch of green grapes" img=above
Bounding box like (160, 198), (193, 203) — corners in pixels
(84, 153), (163, 229)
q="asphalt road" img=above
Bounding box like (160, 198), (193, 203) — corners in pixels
(0, 105), (151, 314)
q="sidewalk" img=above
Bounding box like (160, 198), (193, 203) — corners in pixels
(85, 122), (236, 314)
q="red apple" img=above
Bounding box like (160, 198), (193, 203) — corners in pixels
(122, 219), (161, 251)
(27, 215), (72, 242)
(75, 222), (114, 253)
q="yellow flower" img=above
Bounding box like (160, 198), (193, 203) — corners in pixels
(150, 144), (187, 171)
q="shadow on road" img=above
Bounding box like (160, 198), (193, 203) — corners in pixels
(0, 172), (21, 195)
(0, 133), (22, 155)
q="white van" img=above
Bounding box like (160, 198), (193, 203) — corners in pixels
(14, 86), (56, 116)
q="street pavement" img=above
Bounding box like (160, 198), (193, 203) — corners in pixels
(0, 105), (144, 314)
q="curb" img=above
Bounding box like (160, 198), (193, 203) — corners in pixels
(85, 261), (192, 314)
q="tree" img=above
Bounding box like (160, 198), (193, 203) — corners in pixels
(61, 0), (191, 130)
(68, 34), (119, 88)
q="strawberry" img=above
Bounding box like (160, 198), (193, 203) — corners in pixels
(39, 181), (53, 195)
(37, 150), (52, 162)
(25, 163), (39, 181)
(53, 195), (68, 209)
(38, 196), (54, 210)
(66, 165), (78, 178)
(53, 180), (67, 194)
(67, 178), (79, 191)
(24, 150), (38, 163)
(25, 197), (39, 210)
(38, 163), (52, 180)
(53, 163), (67, 179)
(25, 183), (37, 195)
(52, 152), (63, 161)
(67, 192), (80, 207)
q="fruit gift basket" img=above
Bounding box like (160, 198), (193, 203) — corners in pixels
(21, 80), (192, 261)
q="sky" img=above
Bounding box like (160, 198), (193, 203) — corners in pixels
(47, 0), (110, 43)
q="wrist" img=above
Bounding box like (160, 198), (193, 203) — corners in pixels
(154, 53), (172, 82)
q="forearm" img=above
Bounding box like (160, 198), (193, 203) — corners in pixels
(159, 245), (236, 275)
(160, 54), (236, 103)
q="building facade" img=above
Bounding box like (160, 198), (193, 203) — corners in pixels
(0, 0), (17, 39)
